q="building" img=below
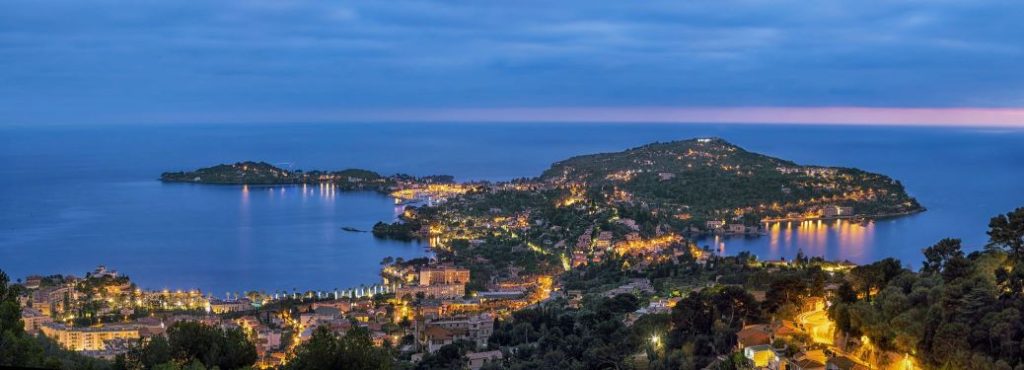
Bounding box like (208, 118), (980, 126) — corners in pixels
(208, 298), (253, 314)
(421, 326), (467, 353)
(467, 350), (503, 370)
(397, 283), (465, 300)
(40, 323), (140, 351)
(427, 313), (493, 349)
(256, 329), (282, 353)
(92, 265), (119, 278)
(791, 358), (826, 370)
(20, 307), (52, 333)
(736, 325), (772, 349)
(595, 231), (613, 249)
(419, 266), (470, 286)
(822, 205), (855, 218)
(706, 220), (725, 230)
(743, 344), (777, 368)
(32, 286), (72, 316)
(23, 275), (43, 289)
(826, 355), (870, 370)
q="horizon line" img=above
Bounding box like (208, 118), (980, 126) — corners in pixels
(6, 106), (1024, 128)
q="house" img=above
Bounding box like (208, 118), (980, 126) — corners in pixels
(313, 306), (342, 320)
(421, 326), (467, 353)
(257, 329), (282, 353)
(427, 313), (493, 349)
(20, 307), (52, 333)
(795, 349), (827, 365)
(736, 324), (772, 349)
(467, 350), (503, 370)
(826, 355), (870, 370)
(743, 344), (777, 368)
(24, 275), (43, 289)
(706, 220), (726, 230)
(727, 224), (746, 234)
(616, 218), (640, 231)
(791, 358), (826, 370)
(595, 231), (613, 249)
(772, 320), (800, 339)
(822, 205), (855, 218)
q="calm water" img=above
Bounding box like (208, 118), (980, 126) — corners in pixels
(1, 123), (1023, 293)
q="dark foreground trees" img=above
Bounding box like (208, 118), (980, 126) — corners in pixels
(829, 206), (1024, 370)
(115, 321), (256, 370)
(283, 326), (392, 370)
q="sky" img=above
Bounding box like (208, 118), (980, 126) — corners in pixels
(2, 0), (1023, 126)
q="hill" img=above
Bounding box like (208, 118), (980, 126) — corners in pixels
(540, 138), (922, 224)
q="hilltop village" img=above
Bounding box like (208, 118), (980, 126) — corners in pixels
(13, 139), (1021, 370)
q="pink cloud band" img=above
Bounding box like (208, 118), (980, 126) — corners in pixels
(362, 107), (1024, 127)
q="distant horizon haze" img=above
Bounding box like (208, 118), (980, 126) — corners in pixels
(5, 106), (1024, 128)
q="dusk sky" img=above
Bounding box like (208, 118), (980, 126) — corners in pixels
(2, 0), (1024, 126)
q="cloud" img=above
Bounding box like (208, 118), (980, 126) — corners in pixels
(1, 0), (1022, 125)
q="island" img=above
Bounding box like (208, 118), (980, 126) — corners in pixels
(160, 161), (456, 193)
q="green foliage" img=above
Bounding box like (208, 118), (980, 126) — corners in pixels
(665, 286), (761, 369)
(488, 296), (645, 369)
(829, 207), (1024, 369)
(116, 321), (256, 370)
(283, 326), (392, 370)
(372, 221), (422, 241)
(988, 207), (1024, 262)
(540, 138), (922, 225)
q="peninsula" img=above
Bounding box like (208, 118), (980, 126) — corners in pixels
(162, 139), (923, 242)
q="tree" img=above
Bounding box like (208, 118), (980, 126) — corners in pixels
(988, 207), (1024, 262)
(284, 326), (392, 370)
(120, 321), (257, 370)
(921, 238), (964, 274)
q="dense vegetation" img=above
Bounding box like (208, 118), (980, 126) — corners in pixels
(485, 293), (650, 369)
(160, 162), (396, 191)
(115, 321), (257, 370)
(828, 207), (1024, 369)
(541, 138), (922, 225)
(282, 326), (392, 370)
(372, 221), (423, 241)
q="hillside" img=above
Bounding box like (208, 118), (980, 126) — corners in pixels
(160, 161), (298, 184)
(160, 161), (391, 189)
(540, 138), (922, 223)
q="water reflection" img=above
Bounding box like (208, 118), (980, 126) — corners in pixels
(702, 219), (875, 261)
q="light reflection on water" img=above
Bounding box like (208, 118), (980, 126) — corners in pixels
(700, 219), (876, 262)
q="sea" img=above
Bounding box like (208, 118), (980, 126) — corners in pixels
(1, 122), (1022, 294)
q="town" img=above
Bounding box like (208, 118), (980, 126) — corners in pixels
(6, 205), (1024, 370)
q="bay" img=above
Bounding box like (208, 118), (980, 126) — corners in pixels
(1, 122), (1022, 293)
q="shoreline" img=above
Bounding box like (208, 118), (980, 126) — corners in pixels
(758, 207), (926, 224)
